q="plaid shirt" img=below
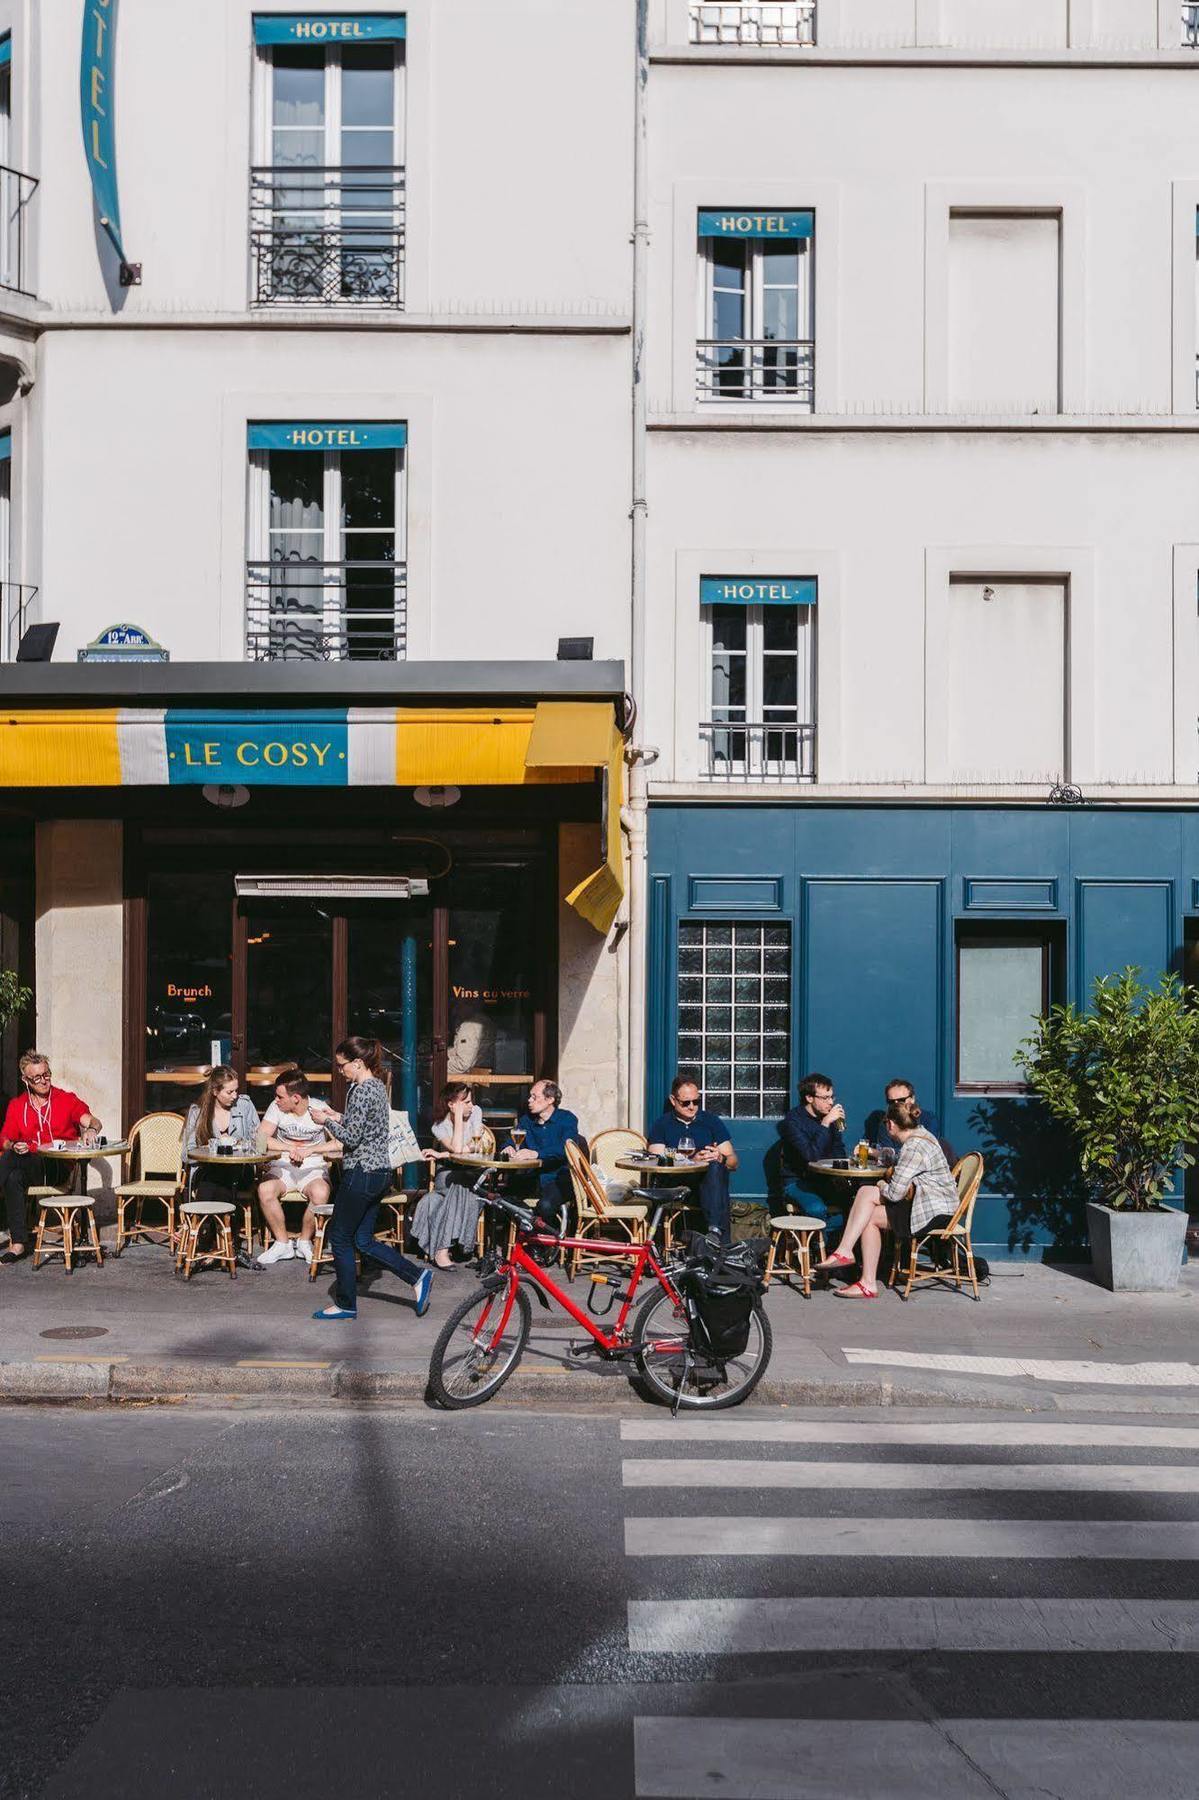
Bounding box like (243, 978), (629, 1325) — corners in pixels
(881, 1128), (959, 1234)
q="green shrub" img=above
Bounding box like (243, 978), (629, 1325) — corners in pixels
(1018, 967), (1199, 1211)
(0, 969), (31, 1035)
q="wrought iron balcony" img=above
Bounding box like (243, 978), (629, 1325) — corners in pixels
(249, 166), (405, 307)
(0, 166), (37, 297)
(700, 721), (816, 782)
(1185, 4), (1199, 46)
(246, 561), (407, 662)
(1, 582), (39, 661)
(697, 337), (815, 405)
(690, 2), (816, 45)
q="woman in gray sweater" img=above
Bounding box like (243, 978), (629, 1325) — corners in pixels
(184, 1066), (262, 1209)
(308, 1035), (431, 1322)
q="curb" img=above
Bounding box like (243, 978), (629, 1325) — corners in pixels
(0, 1356), (1100, 1411)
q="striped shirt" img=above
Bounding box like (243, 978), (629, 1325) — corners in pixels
(881, 1128), (960, 1234)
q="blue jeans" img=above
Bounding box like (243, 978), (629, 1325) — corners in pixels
(780, 1177), (844, 1229)
(330, 1165), (423, 1311)
(697, 1161), (732, 1243)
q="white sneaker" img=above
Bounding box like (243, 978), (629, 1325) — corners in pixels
(257, 1239), (295, 1267)
(293, 1238), (314, 1265)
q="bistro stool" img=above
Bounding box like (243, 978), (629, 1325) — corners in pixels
(309, 1202), (335, 1281)
(176, 1200), (237, 1280)
(764, 1214), (827, 1298)
(33, 1196), (103, 1272)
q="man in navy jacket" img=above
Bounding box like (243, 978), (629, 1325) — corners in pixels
(507, 1077), (586, 1225)
(778, 1071), (849, 1224)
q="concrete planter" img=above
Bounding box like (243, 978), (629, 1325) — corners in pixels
(1086, 1201), (1187, 1293)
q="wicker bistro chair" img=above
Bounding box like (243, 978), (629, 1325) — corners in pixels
(888, 1153), (985, 1301)
(309, 1201), (335, 1280)
(563, 1139), (691, 1281)
(590, 1127), (647, 1198)
(114, 1112), (186, 1254)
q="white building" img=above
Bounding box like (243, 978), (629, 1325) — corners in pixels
(2, 0), (1198, 1255)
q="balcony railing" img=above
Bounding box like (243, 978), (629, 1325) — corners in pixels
(246, 561), (407, 662)
(249, 166), (405, 307)
(700, 721), (816, 781)
(697, 337), (815, 405)
(2, 582), (39, 661)
(690, 2), (816, 45)
(1185, 4), (1199, 46)
(0, 166), (37, 297)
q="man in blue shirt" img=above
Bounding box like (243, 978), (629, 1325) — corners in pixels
(647, 1074), (736, 1242)
(866, 1077), (946, 1162)
(779, 1071), (850, 1224)
(506, 1077), (586, 1226)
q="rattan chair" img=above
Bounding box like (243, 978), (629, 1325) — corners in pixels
(565, 1138), (651, 1279)
(309, 1201), (335, 1279)
(590, 1127), (647, 1193)
(888, 1152), (985, 1301)
(114, 1112), (185, 1254)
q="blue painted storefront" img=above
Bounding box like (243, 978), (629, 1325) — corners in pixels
(646, 804), (1199, 1259)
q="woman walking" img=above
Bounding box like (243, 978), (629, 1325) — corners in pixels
(309, 1035), (431, 1322)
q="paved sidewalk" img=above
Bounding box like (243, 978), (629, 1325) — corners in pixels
(1, 1233), (1197, 1410)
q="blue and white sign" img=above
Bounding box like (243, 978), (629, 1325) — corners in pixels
(253, 14), (406, 44)
(248, 421), (407, 452)
(700, 577), (817, 607)
(78, 623), (169, 664)
(80, 0), (126, 261)
(698, 210), (814, 240)
(0, 35), (11, 68)
(165, 711), (349, 785)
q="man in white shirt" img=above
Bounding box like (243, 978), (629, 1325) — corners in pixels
(256, 1068), (333, 1266)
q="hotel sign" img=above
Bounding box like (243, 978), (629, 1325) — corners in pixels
(80, 0), (126, 260)
(247, 422), (407, 452)
(253, 15), (407, 44)
(165, 711), (349, 785)
(700, 577), (817, 607)
(698, 210), (814, 240)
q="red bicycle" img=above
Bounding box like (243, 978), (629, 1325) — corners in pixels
(427, 1190), (772, 1412)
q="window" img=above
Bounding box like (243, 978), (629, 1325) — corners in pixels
(697, 212), (814, 405)
(701, 579), (815, 779)
(947, 577), (1066, 784)
(956, 929), (1052, 1092)
(947, 211), (1061, 413)
(251, 21), (406, 305)
(1188, 3), (1199, 47)
(0, 35), (34, 297)
(246, 422), (407, 661)
(677, 921), (791, 1119)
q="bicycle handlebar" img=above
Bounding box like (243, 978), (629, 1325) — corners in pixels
(481, 1190), (538, 1233)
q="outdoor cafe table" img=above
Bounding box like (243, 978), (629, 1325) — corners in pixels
(615, 1155), (708, 1248)
(810, 1157), (891, 1183)
(448, 1152), (543, 1250)
(42, 1141), (131, 1195)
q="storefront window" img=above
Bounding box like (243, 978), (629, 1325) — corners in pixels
(244, 899), (333, 1110)
(448, 862), (538, 1117)
(145, 871), (233, 1104)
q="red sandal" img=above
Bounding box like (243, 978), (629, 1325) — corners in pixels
(815, 1250), (855, 1272)
(833, 1281), (878, 1300)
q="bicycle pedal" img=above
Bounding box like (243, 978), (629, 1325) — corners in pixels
(567, 1339), (600, 1358)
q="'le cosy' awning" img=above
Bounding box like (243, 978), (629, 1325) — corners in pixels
(0, 699), (625, 932)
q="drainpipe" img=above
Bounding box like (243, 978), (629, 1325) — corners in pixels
(622, 0), (651, 1130)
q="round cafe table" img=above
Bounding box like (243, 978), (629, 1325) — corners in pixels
(810, 1157), (891, 1183)
(41, 1141), (131, 1192)
(615, 1155), (708, 1249)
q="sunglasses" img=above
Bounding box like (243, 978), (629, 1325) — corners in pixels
(676, 1097), (700, 1109)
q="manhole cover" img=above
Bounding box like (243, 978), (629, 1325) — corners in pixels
(39, 1326), (109, 1341)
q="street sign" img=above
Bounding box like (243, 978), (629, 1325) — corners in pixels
(78, 623), (169, 663)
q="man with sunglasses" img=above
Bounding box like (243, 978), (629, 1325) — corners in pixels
(647, 1074), (737, 1242)
(0, 1051), (102, 1264)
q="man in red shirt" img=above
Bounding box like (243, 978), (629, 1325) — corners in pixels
(0, 1051), (102, 1263)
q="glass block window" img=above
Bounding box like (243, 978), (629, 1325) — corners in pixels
(676, 920), (791, 1118)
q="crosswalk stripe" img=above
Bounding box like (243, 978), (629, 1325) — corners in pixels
(843, 1348), (1199, 1386)
(624, 1515), (1199, 1558)
(633, 1717), (1199, 1799)
(620, 1418), (1199, 1449)
(622, 1457), (1199, 1492)
(627, 1595), (1199, 1653)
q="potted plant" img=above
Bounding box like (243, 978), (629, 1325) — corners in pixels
(1018, 967), (1199, 1291)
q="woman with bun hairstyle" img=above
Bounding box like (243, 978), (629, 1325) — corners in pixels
(307, 1035), (432, 1321)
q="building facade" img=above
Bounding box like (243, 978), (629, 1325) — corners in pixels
(3, 1), (1199, 1257)
(641, 0), (1199, 1257)
(0, 1), (635, 1145)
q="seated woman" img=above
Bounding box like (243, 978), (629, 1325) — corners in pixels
(814, 1097), (959, 1299)
(410, 1082), (486, 1270)
(184, 1065), (263, 1208)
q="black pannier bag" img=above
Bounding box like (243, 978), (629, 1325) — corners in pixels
(677, 1232), (768, 1361)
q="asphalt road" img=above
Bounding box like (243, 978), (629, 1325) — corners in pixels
(3, 1401), (1199, 1799)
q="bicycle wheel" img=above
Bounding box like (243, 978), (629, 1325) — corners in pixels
(428, 1281), (532, 1409)
(632, 1285), (772, 1411)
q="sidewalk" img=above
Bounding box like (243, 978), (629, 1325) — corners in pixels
(2, 1233), (1198, 1411)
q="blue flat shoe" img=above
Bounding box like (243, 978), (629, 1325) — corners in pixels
(312, 1306), (357, 1321)
(412, 1268), (433, 1318)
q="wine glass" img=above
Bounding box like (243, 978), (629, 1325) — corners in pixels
(677, 1134), (695, 1160)
(509, 1126), (526, 1154)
